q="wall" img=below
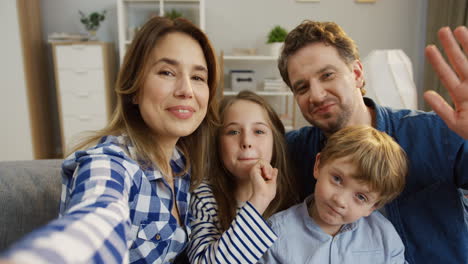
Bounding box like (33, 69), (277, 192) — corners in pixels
(0, 1), (34, 160)
(40, 0), (428, 93)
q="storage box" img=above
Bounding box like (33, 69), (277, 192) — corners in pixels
(230, 70), (255, 91)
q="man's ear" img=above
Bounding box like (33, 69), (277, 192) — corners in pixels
(313, 153), (321, 180)
(352, 60), (364, 89)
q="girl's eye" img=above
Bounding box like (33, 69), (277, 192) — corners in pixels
(226, 130), (240, 135)
(356, 193), (368, 202)
(255, 129), (265, 135)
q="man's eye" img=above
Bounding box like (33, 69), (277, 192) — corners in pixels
(321, 72), (334, 80)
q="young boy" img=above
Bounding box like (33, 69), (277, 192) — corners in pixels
(260, 125), (408, 264)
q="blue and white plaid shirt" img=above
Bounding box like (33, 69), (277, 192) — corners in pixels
(4, 135), (191, 264)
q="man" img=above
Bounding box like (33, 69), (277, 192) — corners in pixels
(280, 21), (468, 263)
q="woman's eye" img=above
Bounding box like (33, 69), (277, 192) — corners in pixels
(158, 70), (174, 76)
(192, 75), (206, 82)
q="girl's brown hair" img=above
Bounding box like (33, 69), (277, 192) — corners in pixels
(210, 90), (299, 231)
(71, 16), (219, 187)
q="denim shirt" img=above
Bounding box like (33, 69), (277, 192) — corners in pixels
(259, 195), (407, 264)
(286, 98), (468, 263)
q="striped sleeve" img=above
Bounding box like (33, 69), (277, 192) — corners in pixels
(3, 154), (133, 264)
(187, 184), (277, 264)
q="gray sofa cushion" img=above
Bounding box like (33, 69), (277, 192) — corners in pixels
(0, 159), (62, 251)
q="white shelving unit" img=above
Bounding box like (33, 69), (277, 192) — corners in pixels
(220, 52), (296, 131)
(117, 0), (205, 64)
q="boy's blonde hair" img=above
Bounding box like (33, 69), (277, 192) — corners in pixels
(319, 125), (407, 208)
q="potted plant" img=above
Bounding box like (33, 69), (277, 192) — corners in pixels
(79, 10), (106, 40)
(165, 9), (183, 20)
(266, 25), (288, 57)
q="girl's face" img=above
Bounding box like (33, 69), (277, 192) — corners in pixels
(137, 32), (209, 144)
(220, 100), (274, 183)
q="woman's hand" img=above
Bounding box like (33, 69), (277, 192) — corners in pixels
(248, 160), (278, 215)
(425, 26), (468, 139)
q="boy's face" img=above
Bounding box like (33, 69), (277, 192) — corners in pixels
(311, 154), (379, 235)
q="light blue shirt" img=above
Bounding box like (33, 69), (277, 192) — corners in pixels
(260, 195), (407, 264)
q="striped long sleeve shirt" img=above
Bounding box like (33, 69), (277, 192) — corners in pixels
(187, 183), (277, 263)
(3, 135), (191, 264)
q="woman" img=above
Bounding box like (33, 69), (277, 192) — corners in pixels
(3, 17), (218, 264)
(187, 91), (299, 263)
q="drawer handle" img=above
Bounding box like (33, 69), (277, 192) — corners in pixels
(77, 91), (89, 97)
(72, 45), (86, 50)
(79, 115), (91, 121)
(74, 69), (88, 74)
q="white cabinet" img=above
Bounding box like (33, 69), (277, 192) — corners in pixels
(219, 52), (297, 131)
(51, 42), (116, 155)
(117, 0), (206, 64)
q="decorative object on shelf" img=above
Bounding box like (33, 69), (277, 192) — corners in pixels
(267, 25), (288, 57)
(230, 70), (256, 91)
(79, 10), (106, 40)
(165, 9), (183, 20)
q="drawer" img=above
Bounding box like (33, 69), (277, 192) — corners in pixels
(62, 114), (108, 151)
(57, 69), (105, 93)
(60, 88), (107, 117)
(55, 45), (103, 69)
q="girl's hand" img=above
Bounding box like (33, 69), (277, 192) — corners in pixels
(248, 159), (278, 214)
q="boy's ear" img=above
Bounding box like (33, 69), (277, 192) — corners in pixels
(313, 153), (321, 180)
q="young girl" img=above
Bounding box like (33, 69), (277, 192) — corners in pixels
(187, 90), (298, 263)
(2, 17), (218, 264)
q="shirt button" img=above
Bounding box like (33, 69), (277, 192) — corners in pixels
(155, 234), (161, 241)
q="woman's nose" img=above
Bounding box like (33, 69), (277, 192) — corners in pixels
(175, 75), (194, 98)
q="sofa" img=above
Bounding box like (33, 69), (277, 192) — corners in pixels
(0, 159), (62, 252)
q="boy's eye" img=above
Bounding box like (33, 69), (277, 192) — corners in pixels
(294, 84), (309, 95)
(332, 175), (342, 184)
(356, 193), (368, 202)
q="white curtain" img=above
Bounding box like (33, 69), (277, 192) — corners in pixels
(362, 49), (418, 110)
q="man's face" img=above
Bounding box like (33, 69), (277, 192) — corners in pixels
(287, 42), (365, 135)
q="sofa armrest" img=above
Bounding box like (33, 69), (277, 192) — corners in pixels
(0, 159), (62, 251)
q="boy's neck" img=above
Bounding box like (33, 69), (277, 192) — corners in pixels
(308, 199), (342, 236)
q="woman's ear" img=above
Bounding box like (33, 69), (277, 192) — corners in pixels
(313, 153), (321, 180)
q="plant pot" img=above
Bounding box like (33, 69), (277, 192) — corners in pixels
(87, 30), (97, 41)
(269, 42), (283, 57)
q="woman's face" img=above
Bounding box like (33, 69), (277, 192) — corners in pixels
(220, 100), (274, 182)
(137, 32), (209, 143)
